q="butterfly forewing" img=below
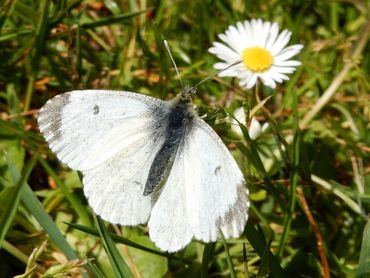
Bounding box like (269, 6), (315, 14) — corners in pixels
(38, 90), (169, 171)
(83, 133), (166, 225)
(38, 90), (170, 225)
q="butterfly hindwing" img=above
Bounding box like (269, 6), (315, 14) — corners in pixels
(148, 148), (193, 252)
(183, 117), (249, 242)
(148, 116), (249, 252)
(83, 132), (166, 225)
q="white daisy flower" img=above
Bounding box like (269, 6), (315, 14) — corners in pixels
(209, 19), (303, 89)
(232, 107), (269, 140)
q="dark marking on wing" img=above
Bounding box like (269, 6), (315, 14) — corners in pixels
(38, 93), (71, 143)
(143, 96), (195, 196)
(215, 183), (249, 236)
(93, 104), (99, 115)
(214, 166), (221, 175)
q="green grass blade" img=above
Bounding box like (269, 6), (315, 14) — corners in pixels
(20, 185), (79, 260)
(257, 237), (273, 278)
(66, 222), (190, 262)
(200, 243), (215, 278)
(356, 218), (370, 278)
(80, 10), (146, 29)
(244, 222), (285, 277)
(5, 161), (79, 261)
(38, 158), (92, 227)
(2, 240), (29, 265)
(24, 0), (50, 112)
(0, 153), (36, 249)
(94, 216), (133, 278)
(278, 90), (300, 257)
(221, 235), (236, 278)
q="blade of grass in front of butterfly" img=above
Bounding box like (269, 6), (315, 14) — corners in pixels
(66, 222), (190, 263)
(221, 235), (236, 278)
(200, 242), (215, 278)
(94, 215), (134, 278)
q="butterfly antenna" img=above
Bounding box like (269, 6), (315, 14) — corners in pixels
(164, 40), (184, 89)
(190, 59), (242, 95)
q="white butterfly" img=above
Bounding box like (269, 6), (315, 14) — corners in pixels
(38, 69), (249, 253)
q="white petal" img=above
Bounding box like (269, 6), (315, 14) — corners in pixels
(239, 71), (253, 87)
(225, 25), (245, 53)
(261, 122), (269, 132)
(234, 107), (246, 125)
(273, 60), (301, 67)
(214, 63), (240, 77)
(246, 74), (258, 88)
(270, 70), (290, 82)
(243, 20), (255, 44)
(271, 66), (296, 74)
(209, 42), (240, 62)
(249, 117), (262, 140)
(260, 74), (276, 88)
(251, 19), (264, 46)
(270, 29), (292, 56)
(265, 22), (279, 50)
(218, 69), (239, 77)
(236, 21), (249, 48)
(274, 44), (303, 62)
(261, 21), (272, 48)
(218, 32), (240, 54)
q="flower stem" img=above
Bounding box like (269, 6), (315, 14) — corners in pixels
(277, 87), (300, 257)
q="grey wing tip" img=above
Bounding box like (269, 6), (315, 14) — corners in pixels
(37, 92), (72, 143)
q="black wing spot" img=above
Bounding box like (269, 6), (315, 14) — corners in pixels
(93, 105), (99, 115)
(214, 166), (222, 175)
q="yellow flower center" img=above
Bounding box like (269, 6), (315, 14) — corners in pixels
(242, 47), (273, 72)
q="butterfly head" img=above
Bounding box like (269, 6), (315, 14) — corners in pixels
(180, 85), (197, 101)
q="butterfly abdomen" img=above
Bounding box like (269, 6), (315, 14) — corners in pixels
(143, 98), (195, 196)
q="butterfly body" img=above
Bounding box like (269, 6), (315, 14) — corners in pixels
(144, 91), (195, 195)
